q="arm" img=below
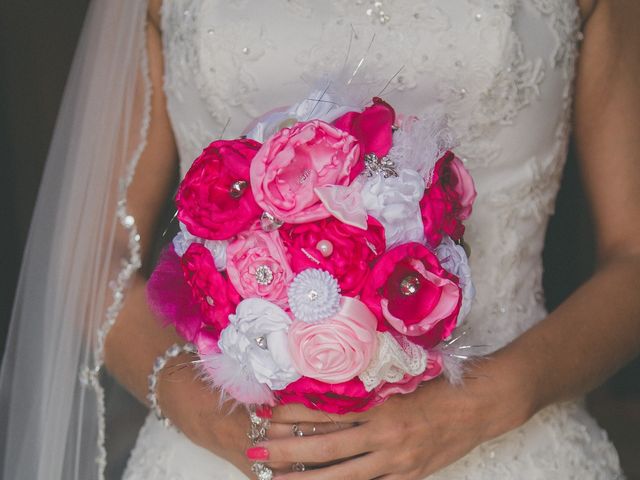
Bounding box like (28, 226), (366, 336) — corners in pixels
(102, 6), (253, 475)
(256, 1), (640, 478)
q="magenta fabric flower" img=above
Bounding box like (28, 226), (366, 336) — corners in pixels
(277, 376), (380, 414)
(279, 216), (385, 296)
(287, 297), (378, 384)
(249, 120), (361, 224)
(176, 139), (263, 240)
(333, 97), (396, 174)
(420, 151), (477, 246)
(226, 225), (295, 308)
(360, 243), (461, 348)
(181, 243), (241, 336)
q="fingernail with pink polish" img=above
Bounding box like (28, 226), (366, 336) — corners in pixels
(256, 405), (272, 419)
(246, 446), (269, 461)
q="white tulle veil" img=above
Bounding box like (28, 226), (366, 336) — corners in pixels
(0, 0), (150, 478)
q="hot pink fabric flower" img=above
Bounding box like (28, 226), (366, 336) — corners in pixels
(287, 297), (378, 384)
(250, 120), (360, 224)
(420, 151), (477, 246)
(226, 226), (294, 308)
(181, 243), (241, 336)
(279, 216), (385, 296)
(177, 139), (263, 240)
(333, 97), (396, 176)
(361, 243), (461, 348)
(277, 376), (380, 414)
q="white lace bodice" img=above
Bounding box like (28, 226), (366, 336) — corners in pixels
(161, 0), (579, 351)
(124, 1), (623, 478)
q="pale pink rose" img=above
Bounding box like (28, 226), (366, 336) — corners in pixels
(226, 225), (294, 308)
(250, 120), (361, 224)
(288, 297), (378, 384)
(448, 155), (477, 220)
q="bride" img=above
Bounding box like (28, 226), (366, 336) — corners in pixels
(1, 0), (639, 478)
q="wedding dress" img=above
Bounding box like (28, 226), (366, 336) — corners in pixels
(123, 0), (623, 478)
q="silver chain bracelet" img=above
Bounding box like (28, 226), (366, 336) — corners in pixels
(146, 342), (197, 428)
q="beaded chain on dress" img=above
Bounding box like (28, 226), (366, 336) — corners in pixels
(122, 1), (623, 478)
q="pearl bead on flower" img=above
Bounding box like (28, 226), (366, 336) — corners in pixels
(316, 240), (334, 257)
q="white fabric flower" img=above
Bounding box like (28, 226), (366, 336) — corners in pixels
(173, 222), (227, 271)
(361, 168), (426, 248)
(435, 236), (475, 324)
(288, 269), (341, 323)
(244, 90), (351, 142)
(218, 298), (300, 390)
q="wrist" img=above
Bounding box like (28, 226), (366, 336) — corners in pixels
(466, 348), (540, 443)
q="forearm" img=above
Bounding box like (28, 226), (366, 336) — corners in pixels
(103, 272), (185, 405)
(489, 253), (640, 429)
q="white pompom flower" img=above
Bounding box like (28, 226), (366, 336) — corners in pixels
(288, 269), (341, 323)
(435, 236), (475, 324)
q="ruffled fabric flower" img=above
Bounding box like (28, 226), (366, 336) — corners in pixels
(201, 298), (301, 405)
(333, 97), (396, 176)
(361, 169), (426, 248)
(374, 351), (444, 402)
(360, 242), (462, 348)
(181, 243), (241, 335)
(287, 269), (341, 323)
(173, 222), (228, 271)
(226, 225), (294, 308)
(279, 215), (385, 296)
(435, 236), (475, 324)
(250, 120), (360, 224)
(420, 151), (477, 246)
(277, 376), (380, 414)
(287, 297), (378, 384)
(176, 139), (262, 240)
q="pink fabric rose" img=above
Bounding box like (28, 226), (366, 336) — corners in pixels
(279, 216), (385, 296)
(177, 139), (262, 240)
(181, 243), (241, 336)
(287, 297), (378, 384)
(361, 243), (462, 348)
(226, 225), (294, 307)
(333, 97), (396, 176)
(420, 151), (477, 246)
(250, 120), (361, 224)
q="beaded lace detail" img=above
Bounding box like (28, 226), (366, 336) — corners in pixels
(124, 1), (624, 478)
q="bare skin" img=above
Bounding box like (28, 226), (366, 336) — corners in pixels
(104, 0), (640, 478)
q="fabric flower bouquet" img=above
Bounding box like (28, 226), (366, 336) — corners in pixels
(148, 91), (477, 414)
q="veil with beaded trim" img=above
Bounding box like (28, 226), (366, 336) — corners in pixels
(0, 1), (151, 478)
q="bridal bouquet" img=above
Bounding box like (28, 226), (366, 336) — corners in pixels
(148, 94), (477, 414)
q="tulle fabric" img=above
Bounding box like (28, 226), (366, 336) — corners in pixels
(0, 1), (150, 478)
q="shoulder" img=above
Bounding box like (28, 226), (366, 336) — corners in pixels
(147, 0), (163, 31)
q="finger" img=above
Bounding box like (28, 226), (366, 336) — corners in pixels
(271, 403), (369, 424)
(267, 421), (355, 439)
(272, 452), (386, 480)
(261, 423), (372, 464)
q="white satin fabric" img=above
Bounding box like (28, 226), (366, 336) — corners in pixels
(124, 1), (623, 478)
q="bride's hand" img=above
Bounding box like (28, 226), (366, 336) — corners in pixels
(156, 358), (351, 478)
(253, 359), (534, 479)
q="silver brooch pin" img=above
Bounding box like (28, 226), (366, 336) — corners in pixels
(364, 153), (399, 178)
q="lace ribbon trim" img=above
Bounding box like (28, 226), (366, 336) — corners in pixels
(359, 332), (427, 392)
